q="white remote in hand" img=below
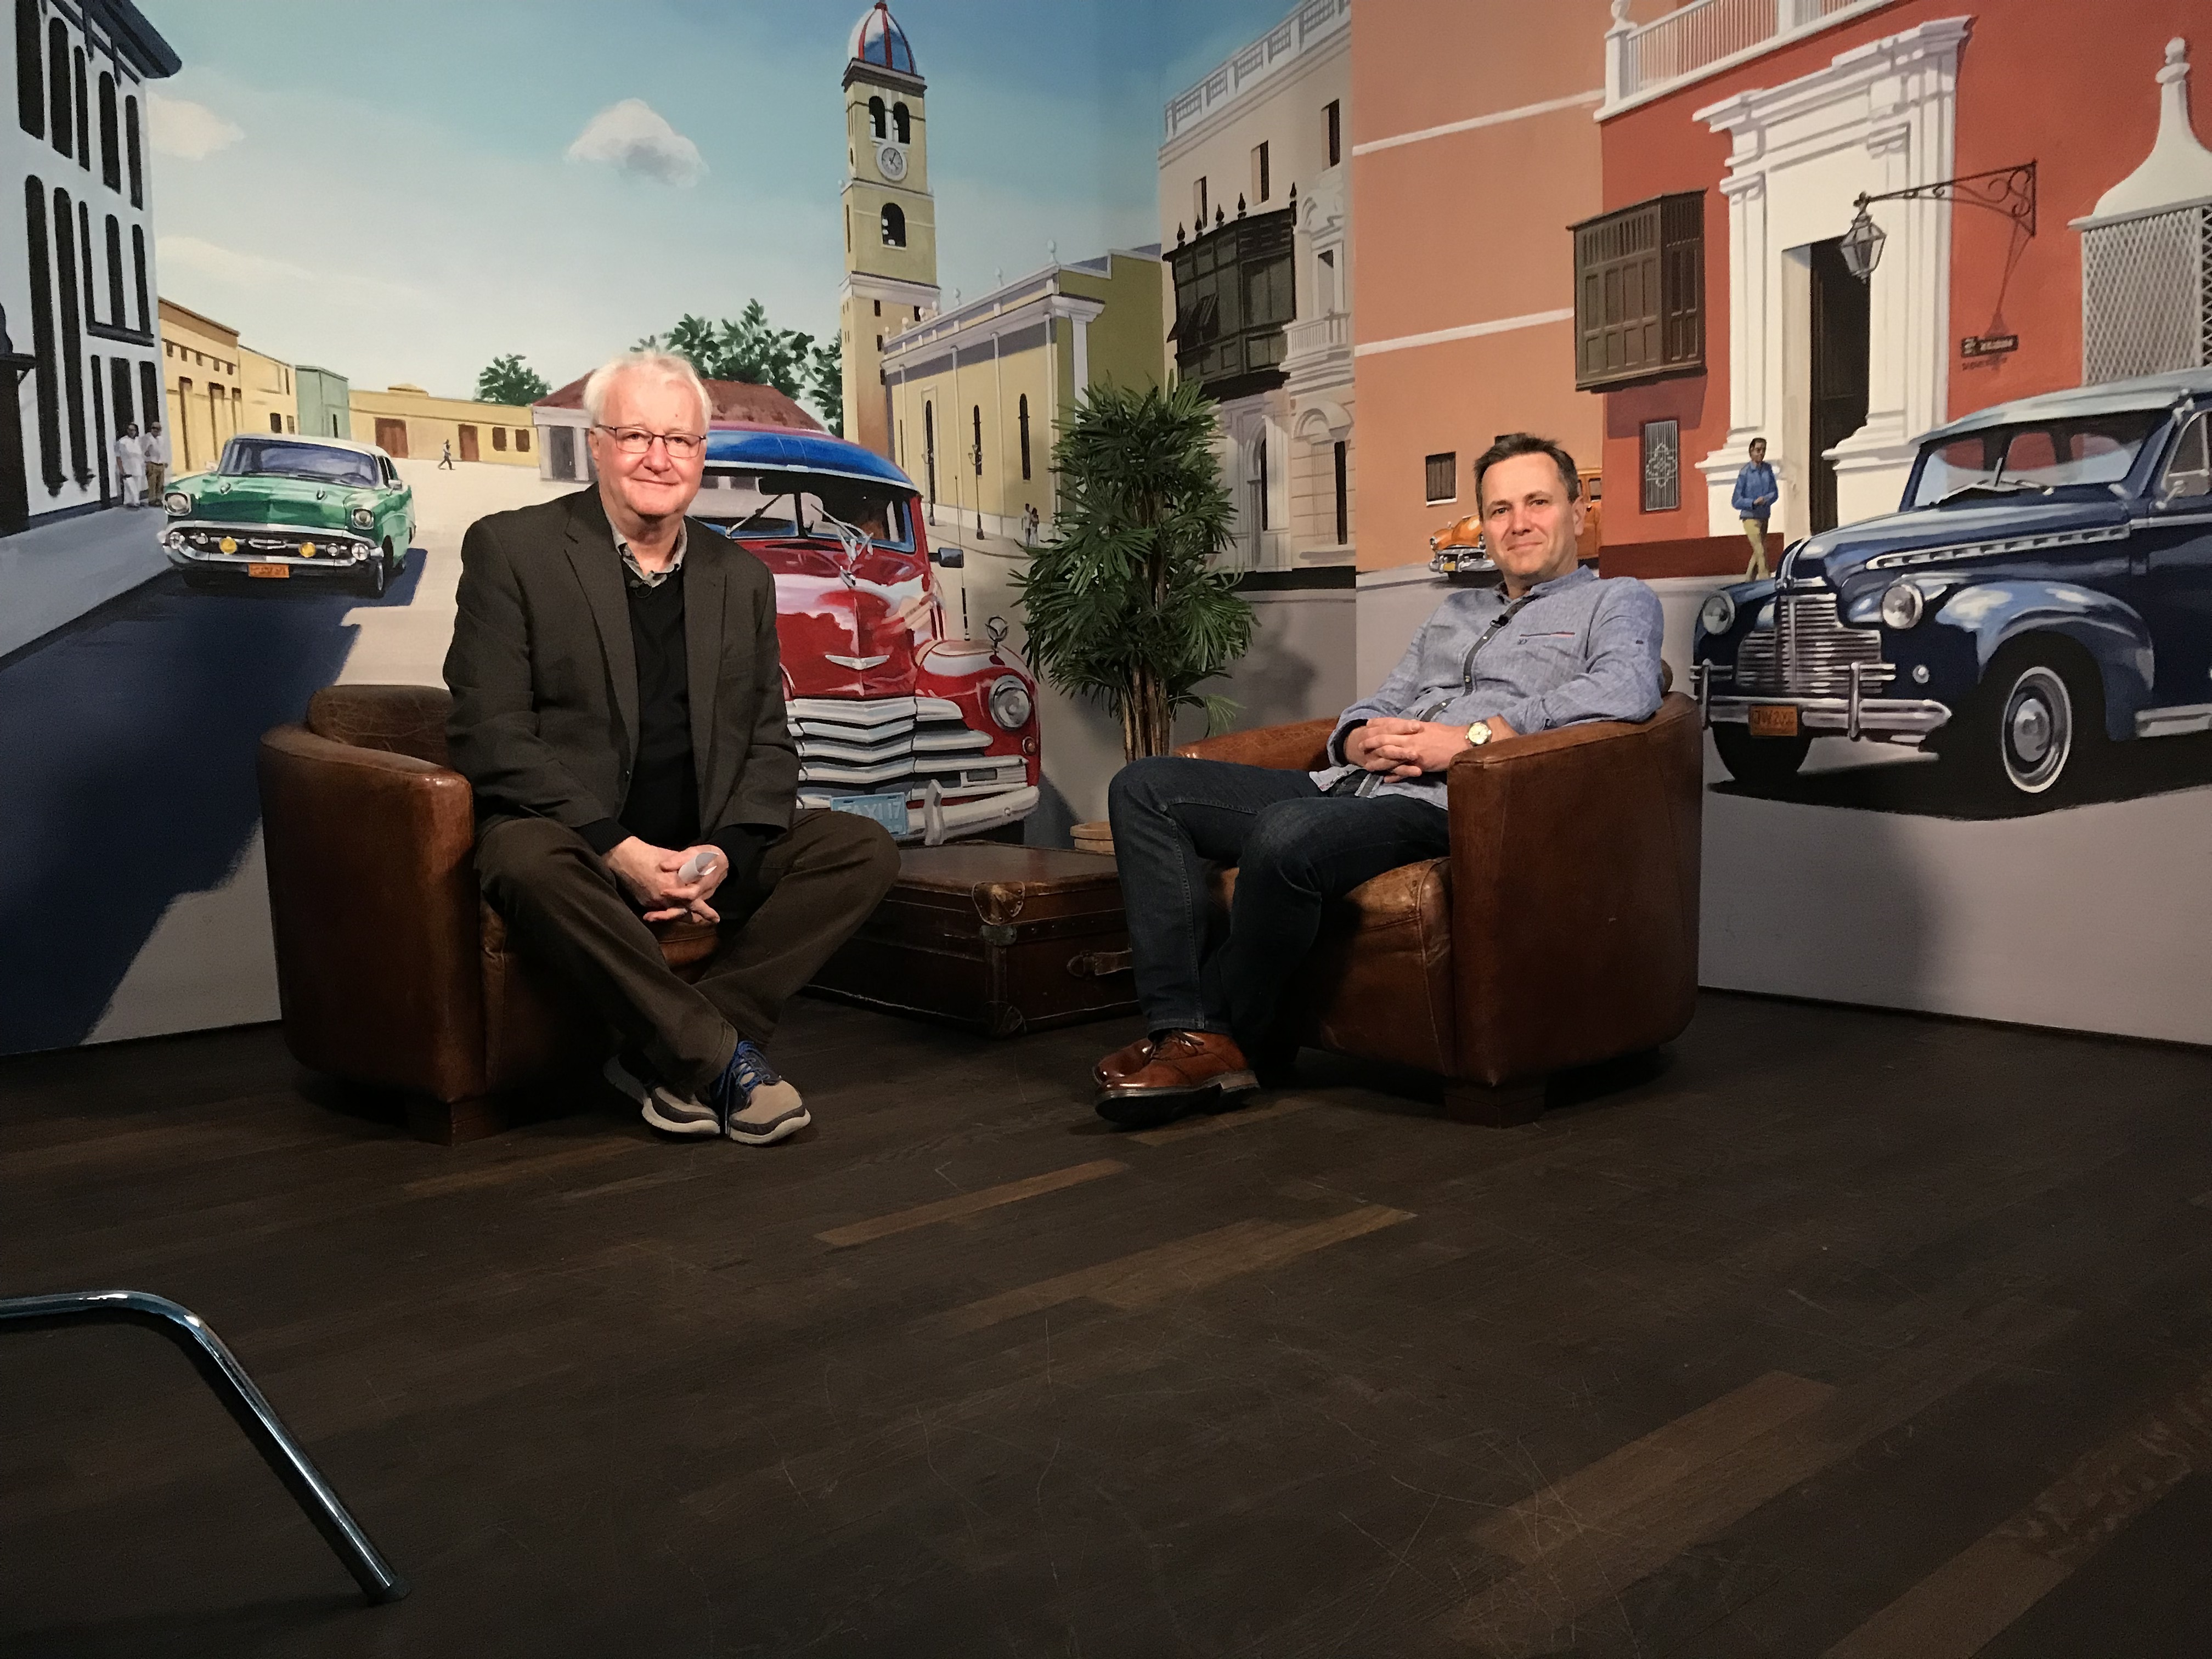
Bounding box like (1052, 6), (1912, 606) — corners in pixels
(679, 849), (718, 883)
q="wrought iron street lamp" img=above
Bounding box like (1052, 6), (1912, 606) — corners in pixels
(1841, 162), (2038, 282)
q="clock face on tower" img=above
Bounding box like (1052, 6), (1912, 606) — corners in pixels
(876, 142), (907, 182)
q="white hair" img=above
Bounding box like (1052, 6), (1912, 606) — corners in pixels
(581, 349), (714, 429)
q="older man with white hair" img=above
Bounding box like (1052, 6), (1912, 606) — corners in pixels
(444, 351), (899, 1144)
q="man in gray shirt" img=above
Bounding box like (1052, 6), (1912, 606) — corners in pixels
(1094, 432), (1664, 1126)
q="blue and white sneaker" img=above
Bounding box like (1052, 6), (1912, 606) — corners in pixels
(603, 1052), (720, 1137)
(706, 1040), (811, 1146)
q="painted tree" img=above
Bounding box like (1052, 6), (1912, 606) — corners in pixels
(1015, 379), (1250, 761)
(638, 304), (843, 430)
(475, 354), (550, 405)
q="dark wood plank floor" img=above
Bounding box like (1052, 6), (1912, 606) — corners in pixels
(5, 992), (2212, 1657)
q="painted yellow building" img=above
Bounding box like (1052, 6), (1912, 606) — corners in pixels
(838, 2), (940, 459)
(157, 297), (245, 475)
(348, 385), (537, 466)
(241, 346), (298, 439)
(883, 249), (1164, 546)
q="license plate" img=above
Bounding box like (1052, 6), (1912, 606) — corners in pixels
(246, 563), (290, 579)
(830, 791), (911, 834)
(1748, 704), (1799, 738)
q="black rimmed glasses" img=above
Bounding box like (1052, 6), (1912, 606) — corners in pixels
(594, 425), (705, 459)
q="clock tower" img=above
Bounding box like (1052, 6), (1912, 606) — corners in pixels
(840, 2), (939, 460)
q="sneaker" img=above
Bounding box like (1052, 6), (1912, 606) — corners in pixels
(706, 1040), (811, 1146)
(603, 1052), (718, 1137)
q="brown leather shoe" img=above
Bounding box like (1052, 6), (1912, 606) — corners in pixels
(1093, 1035), (1155, 1088)
(1096, 1030), (1257, 1127)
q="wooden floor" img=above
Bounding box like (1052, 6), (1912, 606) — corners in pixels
(5, 992), (2212, 1657)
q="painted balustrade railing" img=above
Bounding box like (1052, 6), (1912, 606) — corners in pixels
(1604, 0), (1889, 114)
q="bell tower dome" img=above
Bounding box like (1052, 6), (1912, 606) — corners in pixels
(839, 2), (940, 459)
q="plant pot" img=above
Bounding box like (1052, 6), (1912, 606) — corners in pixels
(1071, 820), (1114, 857)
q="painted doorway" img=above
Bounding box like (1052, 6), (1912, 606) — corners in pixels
(1808, 236), (1869, 534)
(458, 423), (479, 462)
(374, 417), (407, 457)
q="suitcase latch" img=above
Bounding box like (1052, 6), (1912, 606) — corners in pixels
(1067, 948), (1133, 978)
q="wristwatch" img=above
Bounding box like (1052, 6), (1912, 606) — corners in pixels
(1465, 720), (1493, 747)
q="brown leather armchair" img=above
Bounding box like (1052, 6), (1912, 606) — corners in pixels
(1176, 692), (1703, 1124)
(257, 685), (716, 1143)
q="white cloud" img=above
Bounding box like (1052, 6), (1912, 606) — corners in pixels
(148, 94), (242, 160)
(565, 99), (705, 187)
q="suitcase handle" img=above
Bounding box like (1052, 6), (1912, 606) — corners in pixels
(1067, 948), (1133, 979)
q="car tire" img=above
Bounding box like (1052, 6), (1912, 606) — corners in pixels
(1712, 724), (1812, 785)
(1945, 641), (2103, 800)
(359, 544), (391, 599)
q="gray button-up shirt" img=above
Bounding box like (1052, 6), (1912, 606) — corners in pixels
(616, 523), (687, 589)
(1312, 565), (1664, 809)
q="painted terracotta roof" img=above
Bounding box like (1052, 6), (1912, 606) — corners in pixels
(536, 374), (821, 431)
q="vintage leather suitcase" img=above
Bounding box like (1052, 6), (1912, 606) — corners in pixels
(807, 844), (1137, 1036)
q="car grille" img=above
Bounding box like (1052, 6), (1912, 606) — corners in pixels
(786, 696), (1028, 799)
(1734, 591), (1892, 696)
(172, 527), (366, 559)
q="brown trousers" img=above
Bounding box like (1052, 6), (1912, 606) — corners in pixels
(477, 810), (900, 1095)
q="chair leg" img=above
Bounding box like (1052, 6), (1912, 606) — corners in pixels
(404, 1092), (520, 1145)
(0, 1289), (409, 1605)
(1443, 1077), (1547, 1128)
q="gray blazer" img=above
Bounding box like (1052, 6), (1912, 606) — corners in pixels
(443, 486), (799, 839)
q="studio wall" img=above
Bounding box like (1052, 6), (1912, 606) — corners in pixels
(4, 0), (2208, 1063)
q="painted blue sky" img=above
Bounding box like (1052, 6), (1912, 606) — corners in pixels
(142, 0), (1286, 406)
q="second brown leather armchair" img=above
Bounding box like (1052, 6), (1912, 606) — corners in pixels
(1175, 693), (1703, 1122)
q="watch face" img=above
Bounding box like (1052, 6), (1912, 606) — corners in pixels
(876, 143), (907, 181)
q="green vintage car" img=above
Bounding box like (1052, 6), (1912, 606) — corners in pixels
(162, 435), (416, 596)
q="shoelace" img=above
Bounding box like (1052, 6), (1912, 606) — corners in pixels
(714, 1041), (784, 1131)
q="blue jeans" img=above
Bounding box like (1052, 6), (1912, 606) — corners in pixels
(1107, 755), (1453, 1049)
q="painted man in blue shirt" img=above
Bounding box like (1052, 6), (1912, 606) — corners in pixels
(1093, 433), (1666, 1127)
(1731, 437), (1778, 578)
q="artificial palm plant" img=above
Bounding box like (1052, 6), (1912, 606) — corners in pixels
(1015, 379), (1252, 762)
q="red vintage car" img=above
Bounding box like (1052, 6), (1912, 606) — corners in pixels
(695, 423), (1040, 842)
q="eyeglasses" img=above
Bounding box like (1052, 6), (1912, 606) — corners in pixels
(594, 425), (705, 459)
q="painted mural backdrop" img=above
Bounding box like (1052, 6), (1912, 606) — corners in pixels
(1582, 1), (2212, 1046)
(0, 0), (1284, 1057)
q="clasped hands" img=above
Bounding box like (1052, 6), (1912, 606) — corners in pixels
(605, 837), (725, 924)
(1344, 715), (1516, 779)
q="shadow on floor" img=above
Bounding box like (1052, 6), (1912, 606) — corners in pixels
(0, 555), (425, 1054)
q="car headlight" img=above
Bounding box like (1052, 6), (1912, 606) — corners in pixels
(1699, 591), (1737, 636)
(988, 674), (1032, 731)
(1880, 580), (1926, 630)
(349, 506), (375, 529)
(164, 491), (191, 515)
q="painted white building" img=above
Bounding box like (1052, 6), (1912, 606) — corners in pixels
(0, 0), (179, 658)
(1158, 0), (1353, 573)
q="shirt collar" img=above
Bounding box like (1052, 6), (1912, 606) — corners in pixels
(615, 522), (687, 588)
(1505, 563), (1596, 602)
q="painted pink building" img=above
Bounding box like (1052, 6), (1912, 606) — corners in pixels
(1584, 0), (2212, 576)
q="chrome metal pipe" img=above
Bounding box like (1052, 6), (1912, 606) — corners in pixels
(0, 1289), (409, 1604)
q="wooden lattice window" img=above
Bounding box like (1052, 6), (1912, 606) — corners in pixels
(1572, 192), (1705, 391)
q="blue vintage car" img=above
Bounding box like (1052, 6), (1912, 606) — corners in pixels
(1691, 368), (2212, 800)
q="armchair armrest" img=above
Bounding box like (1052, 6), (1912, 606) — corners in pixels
(1444, 693), (1702, 1085)
(1177, 716), (1335, 772)
(258, 724), (488, 1101)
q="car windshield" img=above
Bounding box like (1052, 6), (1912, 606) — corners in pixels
(1910, 410), (2162, 506)
(697, 470), (915, 548)
(219, 438), (381, 487)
